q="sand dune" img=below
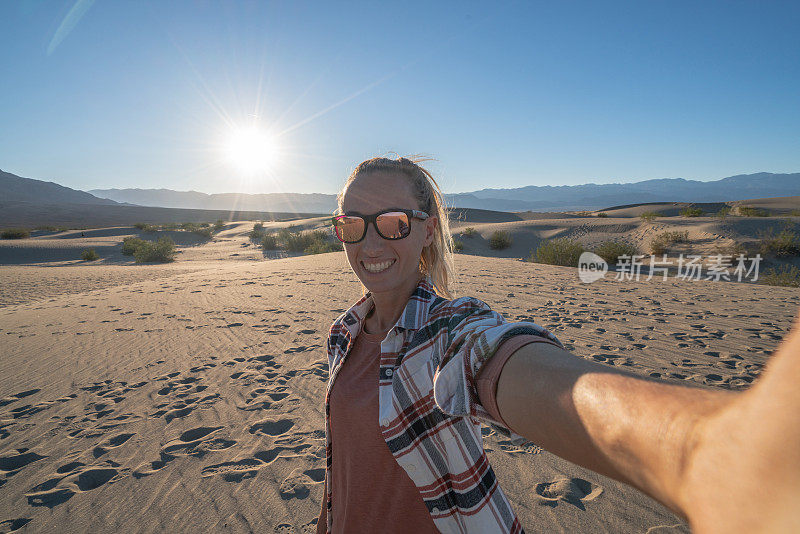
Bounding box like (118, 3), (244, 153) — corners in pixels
(597, 196), (800, 218)
(1, 231), (798, 532)
(450, 213), (800, 269)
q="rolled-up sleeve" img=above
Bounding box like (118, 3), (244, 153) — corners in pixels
(432, 297), (564, 444)
(475, 334), (566, 427)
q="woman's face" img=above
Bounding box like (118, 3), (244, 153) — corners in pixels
(340, 172), (437, 297)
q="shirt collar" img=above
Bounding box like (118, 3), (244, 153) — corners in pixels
(340, 275), (440, 338)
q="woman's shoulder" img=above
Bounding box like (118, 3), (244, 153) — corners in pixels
(428, 295), (501, 334)
(434, 294), (494, 317)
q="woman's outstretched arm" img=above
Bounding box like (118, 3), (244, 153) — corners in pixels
(494, 313), (800, 533)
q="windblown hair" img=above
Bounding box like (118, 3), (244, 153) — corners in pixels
(337, 155), (456, 299)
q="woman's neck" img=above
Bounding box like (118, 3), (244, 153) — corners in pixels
(364, 274), (424, 333)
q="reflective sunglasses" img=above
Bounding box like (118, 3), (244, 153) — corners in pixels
(331, 208), (429, 243)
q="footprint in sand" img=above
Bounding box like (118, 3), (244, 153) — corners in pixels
(300, 519), (320, 534)
(55, 461), (85, 474)
(133, 426), (235, 478)
(249, 419), (294, 437)
(535, 477), (603, 510)
(92, 432), (135, 458)
(0, 421), (14, 440)
(283, 362), (327, 381)
(201, 440), (315, 483)
(0, 517), (32, 532)
(8, 401), (56, 419)
(157, 393), (220, 424)
(279, 468), (325, 500)
(0, 389), (41, 407)
(25, 466), (121, 508)
(0, 449), (47, 473)
(238, 387), (299, 412)
(672, 359), (701, 368)
(497, 440), (543, 455)
(283, 345), (321, 354)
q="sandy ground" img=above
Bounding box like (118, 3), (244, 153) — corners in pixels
(1, 215), (799, 533)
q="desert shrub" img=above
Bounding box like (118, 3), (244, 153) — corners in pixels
(680, 207), (703, 217)
(462, 227), (477, 237)
(81, 248), (99, 261)
(650, 231), (689, 255)
(200, 222), (210, 227)
(761, 265), (800, 287)
(34, 225), (59, 232)
(133, 222), (147, 230)
(261, 234), (278, 250)
(759, 228), (800, 257)
(133, 237), (176, 263)
(304, 240), (343, 254)
(277, 228), (335, 253)
(452, 238), (464, 252)
(279, 228), (311, 252)
(715, 207), (732, 219)
(593, 241), (639, 265)
(738, 206), (769, 217)
(531, 238), (585, 267)
(596, 212), (608, 218)
(162, 223), (179, 230)
(790, 210), (800, 217)
(302, 229), (342, 254)
(121, 237), (147, 255)
(249, 222), (267, 240)
(640, 211), (659, 221)
(488, 230), (511, 250)
(1, 228), (30, 239)
(214, 219), (226, 232)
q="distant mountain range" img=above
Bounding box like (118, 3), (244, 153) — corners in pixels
(90, 172), (800, 212)
(3, 168), (800, 215)
(445, 172), (800, 211)
(1, 169), (120, 206)
(88, 188), (335, 213)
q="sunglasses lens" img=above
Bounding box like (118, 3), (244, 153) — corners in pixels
(376, 212), (411, 239)
(334, 216), (365, 242)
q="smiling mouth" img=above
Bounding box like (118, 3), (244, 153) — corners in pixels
(362, 259), (396, 274)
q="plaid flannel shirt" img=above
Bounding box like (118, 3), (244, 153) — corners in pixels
(323, 276), (564, 533)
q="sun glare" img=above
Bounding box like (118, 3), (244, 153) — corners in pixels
(224, 127), (277, 173)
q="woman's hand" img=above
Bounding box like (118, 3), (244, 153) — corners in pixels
(495, 311), (800, 533)
(677, 311), (800, 533)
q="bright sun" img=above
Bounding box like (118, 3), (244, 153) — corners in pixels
(224, 127), (277, 173)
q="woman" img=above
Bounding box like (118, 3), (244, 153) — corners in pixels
(317, 156), (800, 533)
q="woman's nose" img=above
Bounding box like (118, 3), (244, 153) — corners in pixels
(361, 221), (385, 250)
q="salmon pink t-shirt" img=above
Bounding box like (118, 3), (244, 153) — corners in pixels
(325, 325), (438, 532)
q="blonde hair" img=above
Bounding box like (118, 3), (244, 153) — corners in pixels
(337, 155), (456, 299)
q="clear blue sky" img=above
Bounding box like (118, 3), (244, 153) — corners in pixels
(1, 1), (798, 195)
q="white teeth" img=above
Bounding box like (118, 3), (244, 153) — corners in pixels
(363, 259), (395, 273)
